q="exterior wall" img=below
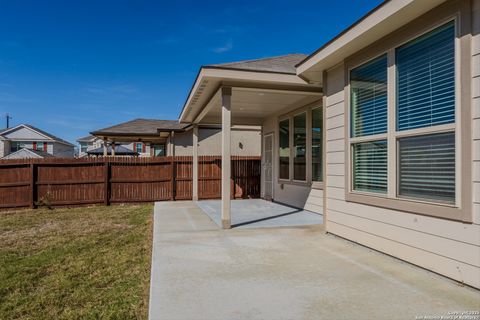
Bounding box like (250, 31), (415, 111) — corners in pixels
(173, 127), (261, 156)
(52, 142), (74, 158)
(323, 3), (480, 289)
(473, 0), (480, 227)
(0, 140), (6, 157)
(262, 112), (323, 211)
(3, 126), (47, 140)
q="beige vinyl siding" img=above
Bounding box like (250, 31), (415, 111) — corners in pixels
(473, 0), (480, 224)
(304, 188), (323, 214)
(324, 59), (480, 288)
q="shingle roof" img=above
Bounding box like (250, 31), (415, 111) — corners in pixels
(28, 148), (55, 158)
(0, 124), (75, 147)
(86, 145), (138, 155)
(1, 148), (54, 159)
(91, 118), (189, 137)
(206, 53), (307, 74)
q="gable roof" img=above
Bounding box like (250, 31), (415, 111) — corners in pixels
(91, 118), (189, 137)
(0, 124), (75, 147)
(1, 148), (54, 159)
(206, 54), (307, 75)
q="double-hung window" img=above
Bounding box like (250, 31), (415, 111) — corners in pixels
(349, 21), (458, 210)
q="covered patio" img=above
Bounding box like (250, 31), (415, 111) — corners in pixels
(179, 55), (323, 228)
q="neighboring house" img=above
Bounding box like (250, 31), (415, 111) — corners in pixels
(77, 135), (103, 157)
(179, 0), (480, 289)
(0, 124), (75, 159)
(83, 118), (261, 157)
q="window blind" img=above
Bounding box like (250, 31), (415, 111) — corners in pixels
(398, 132), (455, 203)
(350, 54), (388, 137)
(352, 140), (387, 194)
(396, 21), (455, 131)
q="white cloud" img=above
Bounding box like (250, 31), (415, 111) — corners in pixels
(212, 39), (233, 53)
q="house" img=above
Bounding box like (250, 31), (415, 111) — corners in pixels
(179, 0), (480, 289)
(77, 135), (103, 157)
(83, 118), (261, 157)
(0, 124), (75, 159)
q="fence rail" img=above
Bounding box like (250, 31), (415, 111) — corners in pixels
(0, 156), (261, 209)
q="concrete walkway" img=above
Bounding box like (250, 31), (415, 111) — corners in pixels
(149, 201), (480, 320)
(196, 199), (323, 228)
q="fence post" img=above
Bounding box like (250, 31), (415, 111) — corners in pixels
(30, 163), (37, 209)
(104, 161), (110, 206)
(170, 157), (175, 201)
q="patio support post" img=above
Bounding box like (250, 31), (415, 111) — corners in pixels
(221, 86), (232, 229)
(103, 139), (108, 157)
(111, 142), (116, 156)
(192, 125), (199, 201)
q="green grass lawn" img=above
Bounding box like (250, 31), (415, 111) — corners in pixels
(0, 204), (153, 320)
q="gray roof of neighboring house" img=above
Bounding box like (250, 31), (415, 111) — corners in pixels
(1, 148), (54, 159)
(91, 118), (189, 137)
(86, 145), (138, 155)
(0, 124), (75, 147)
(206, 53), (307, 75)
(28, 148), (55, 158)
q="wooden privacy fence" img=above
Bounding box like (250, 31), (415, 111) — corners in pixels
(0, 156), (261, 209)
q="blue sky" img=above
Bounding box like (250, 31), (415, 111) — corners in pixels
(0, 0), (382, 144)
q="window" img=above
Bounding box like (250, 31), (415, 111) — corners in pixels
(398, 132), (455, 203)
(10, 142), (25, 153)
(396, 21), (456, 204)
(311, 107), (322, 181)
(352, 140), (387, 194)
(396, 22), (455, 131)
(293, 113), (306, 181)
(153, 144), (165, 157)
(136, 143), (143, 153)
(35, 142), (46, 151)
(351, 54), (388, 137)
(349, 21), (457, 207)
(350, 54), (388, 193)
(279, 119), (290, 180)
(80, 143), (88, 153)
(278, 106), (323, 184)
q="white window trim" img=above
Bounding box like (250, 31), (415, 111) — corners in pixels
(344, 10), (472, 223)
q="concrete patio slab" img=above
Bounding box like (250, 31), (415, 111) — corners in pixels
(149, 201), (480, 320)
(196, 199), (323, 228)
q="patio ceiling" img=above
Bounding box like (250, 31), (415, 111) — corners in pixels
(197, 86), (322, 125)
(179, 67), (322, 125)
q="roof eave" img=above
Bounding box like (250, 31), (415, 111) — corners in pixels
(296, 0), (448, 80)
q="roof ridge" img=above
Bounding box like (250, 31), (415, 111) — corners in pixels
(210, 53), (306, 67)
